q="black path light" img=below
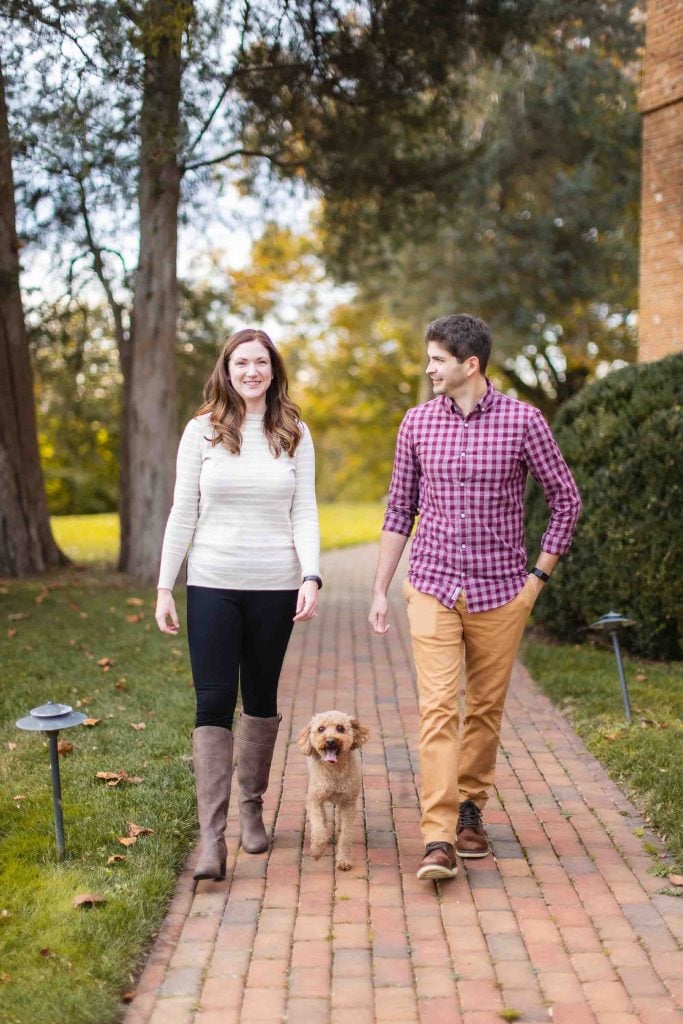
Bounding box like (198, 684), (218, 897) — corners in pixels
(16, 701), (86, 859)
(588, 612), (636, 724)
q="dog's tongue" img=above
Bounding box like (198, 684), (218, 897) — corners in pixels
(324, 749), (338, 763)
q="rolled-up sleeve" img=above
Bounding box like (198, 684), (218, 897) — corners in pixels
(291, 423), (320, 577)
(157, 418), (203, 590)
(383, 412), (420, 537)
(524, 409), (581, 555)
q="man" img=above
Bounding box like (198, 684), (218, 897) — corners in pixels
(369, 314), (581, 881)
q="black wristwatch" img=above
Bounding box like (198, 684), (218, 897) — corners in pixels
(303, 574), (323, 589)
(530, 567), (550, 583)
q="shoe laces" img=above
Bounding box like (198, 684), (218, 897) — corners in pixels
(458, 800), (482, 831)
(425, 841), (453, 855)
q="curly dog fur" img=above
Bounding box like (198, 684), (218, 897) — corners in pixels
(297, 710), (369, 870)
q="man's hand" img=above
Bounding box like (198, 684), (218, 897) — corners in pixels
(155, 588), (179, 634)
(369, 591), (390, 634)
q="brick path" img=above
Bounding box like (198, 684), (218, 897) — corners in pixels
(125, 545), (683, 1024)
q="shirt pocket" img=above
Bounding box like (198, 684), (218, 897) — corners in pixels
(469, 442), (522, 484)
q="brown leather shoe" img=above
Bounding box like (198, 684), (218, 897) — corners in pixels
(455, 799), (490, 859)
(416, 841), (458, 880)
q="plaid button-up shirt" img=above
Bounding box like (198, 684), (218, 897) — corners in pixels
(383, 382), (581, 612)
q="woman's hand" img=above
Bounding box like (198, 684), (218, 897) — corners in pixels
(155, 588), (180, 634)
(293, 579), (319, 622)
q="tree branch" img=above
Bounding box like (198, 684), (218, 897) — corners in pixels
(182, 147), (307, 173)
(76, 177), (128, 352)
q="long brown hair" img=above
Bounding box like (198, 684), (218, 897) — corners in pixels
(197, 328), (302, 457)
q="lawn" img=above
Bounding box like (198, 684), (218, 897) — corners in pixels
(522, 637), (683, 871)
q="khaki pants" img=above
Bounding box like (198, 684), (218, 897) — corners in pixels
(403, 578), (537, 845)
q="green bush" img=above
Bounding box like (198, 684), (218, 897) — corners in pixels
(526, 354), (683, 659)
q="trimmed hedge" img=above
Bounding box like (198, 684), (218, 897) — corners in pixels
(526, 354), (683, 659)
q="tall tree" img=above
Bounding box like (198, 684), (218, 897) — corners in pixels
(0, 55), (65, 574)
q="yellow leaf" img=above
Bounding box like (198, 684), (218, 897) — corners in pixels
(57, 740), (73, 756)
(83, 718), (101, 727)
(7, 742), (16, 751)
(107, 855), (126, 864)
(130, 722), (146, 731)
(126, 597), (145, 606)
(126, 614), (143, 623)
(97, 657), (114, 668)
(118, 836), (137, 847)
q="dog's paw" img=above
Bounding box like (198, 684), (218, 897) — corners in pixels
(335, 857), (352, 871)
(310, 840), (327, 860)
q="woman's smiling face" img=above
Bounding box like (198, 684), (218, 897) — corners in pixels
(228, 339), (273, 411)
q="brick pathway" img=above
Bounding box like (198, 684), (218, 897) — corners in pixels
(125, 545), (682, 1024)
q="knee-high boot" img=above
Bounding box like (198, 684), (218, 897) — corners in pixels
(192, 725), (233, 880)
(237, 713), (280, 854)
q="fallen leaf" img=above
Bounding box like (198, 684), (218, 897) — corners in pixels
(668, 874), (683, 887)
(7, 612), (30, 621)
(115, 678), (127, 690)
(602, 732), (619, 742)
(126, 614), (143, 623)
(39, 948), (55, 958)
(73, 893), (106, 909)
(6, 629), (17, 639)
(34, 589), (50, 604)
(170, 647), (183, 657)
(130, 722), (146, 731)
(107, 854), (126, 864)
(83, 718), (101, 727)
(634, 673), (647, 681)
(79, 612), (89, 619)
(97, 657), (114, 668)
(12, 795), (26, 802)
(0, 973), (11, 983)
(126, 597), (144, 606)
(121, 990), (135, 1003)
(128, 822), (154, 838)
(1, 909), (11, 919)
(7, 742), (17, 751)
(118, 836), (137, 847)
(57, 740), (73, 756)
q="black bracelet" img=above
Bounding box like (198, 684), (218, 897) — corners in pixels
(303, 574), (323, 589)
(530, 567), (550, 583)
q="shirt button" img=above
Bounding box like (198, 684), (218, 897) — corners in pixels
(461, 543), (466, 549)
(460, 452), (466, 457)
(460, 482), (465, 488)
(464, 422), (469, 428)
(460, 513), (465, 519)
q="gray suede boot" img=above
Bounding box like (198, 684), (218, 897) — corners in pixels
(237, 713), (280, 853)
(192, 726), (234, 880)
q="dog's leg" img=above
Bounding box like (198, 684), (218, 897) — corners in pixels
(335, 799), (356, 870)
(308, 797), (330, 860)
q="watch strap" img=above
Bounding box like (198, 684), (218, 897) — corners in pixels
(303, 574), (323, 589)
(530, 567), (550, 583)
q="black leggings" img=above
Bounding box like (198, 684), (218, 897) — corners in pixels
(186, 586), (298, 730)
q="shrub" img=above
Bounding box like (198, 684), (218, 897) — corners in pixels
(526, 354), (683, 659)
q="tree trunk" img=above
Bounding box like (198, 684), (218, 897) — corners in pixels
(119, 1), (191, 583)
(0, 58), (66, 575)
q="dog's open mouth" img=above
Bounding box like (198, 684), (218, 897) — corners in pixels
(323, 746), (338, 763)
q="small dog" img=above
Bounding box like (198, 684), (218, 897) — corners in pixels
(297, 710), (369, 870)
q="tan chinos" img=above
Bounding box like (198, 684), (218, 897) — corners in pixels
(403, 577), (538, 845)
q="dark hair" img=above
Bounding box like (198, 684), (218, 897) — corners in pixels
(197, 328), (302, 457)
(424, 314), (492, 374)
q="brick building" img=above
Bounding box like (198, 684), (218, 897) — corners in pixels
(639, 0), (683, 361)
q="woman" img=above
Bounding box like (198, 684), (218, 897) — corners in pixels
(155, 328), (321, 880)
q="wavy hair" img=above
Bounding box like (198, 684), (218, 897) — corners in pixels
(197, 328), (303, 457)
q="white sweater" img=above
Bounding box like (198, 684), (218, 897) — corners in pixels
(157, 412), (320, 591)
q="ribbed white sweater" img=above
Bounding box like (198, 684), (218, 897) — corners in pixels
(157, 412), (320, 591)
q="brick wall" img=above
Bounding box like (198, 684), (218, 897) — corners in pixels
(638, 0), (683, 362)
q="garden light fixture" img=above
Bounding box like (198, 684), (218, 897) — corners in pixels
(16, 701), (86, 859)
(588, 612), (636, 724)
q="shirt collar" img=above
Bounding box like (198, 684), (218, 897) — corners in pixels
(444, 379), (495, 418)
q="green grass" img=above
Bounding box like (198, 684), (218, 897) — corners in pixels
(0, 572), (196, 1024)
(522, 637), (683, 870)
(51, 514), (120, 565)
(51, 504), (385, 566)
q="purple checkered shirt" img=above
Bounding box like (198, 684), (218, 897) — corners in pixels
(383, 382), (581, 612)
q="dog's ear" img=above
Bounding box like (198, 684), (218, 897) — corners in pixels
(297, 724), (314, 756)
(350, 719), (369, 750)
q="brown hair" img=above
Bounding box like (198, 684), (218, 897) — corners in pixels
(197, 328), (302, 457)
